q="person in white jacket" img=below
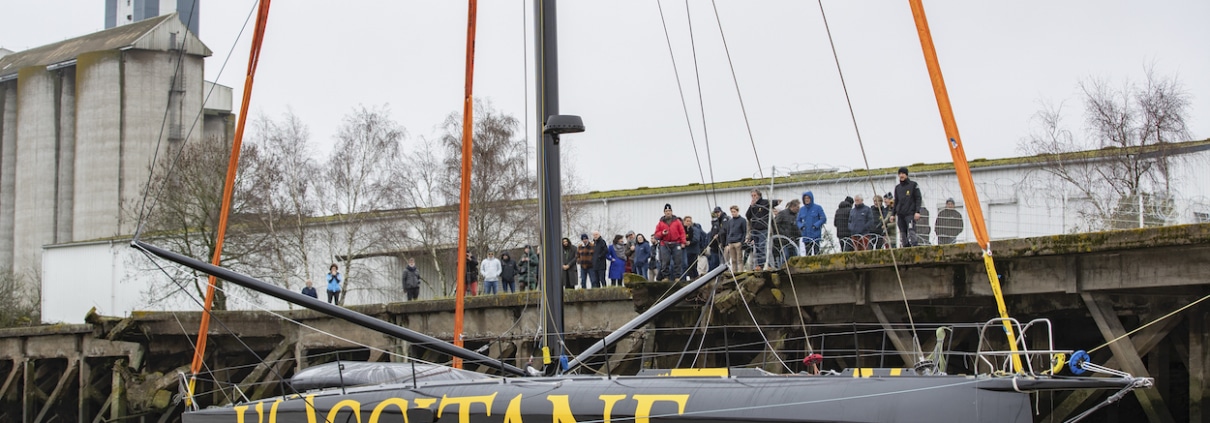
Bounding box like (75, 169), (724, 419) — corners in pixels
(479, 252), (502, 295)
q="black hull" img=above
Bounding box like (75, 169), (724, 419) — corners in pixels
(183, 373), (1135, 423)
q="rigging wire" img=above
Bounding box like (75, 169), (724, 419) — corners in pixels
(708, 0), (763, 179)
(1088, 291), (1210, 354)
(683, 0), (719, 209)
(134, 0), (259, 240)
(655, 0), (713, 211)
(815, 0), (923, 360)
(134, 245), (446, 369)
(133, 247), (313, 408)
(132, 1), (201, 235)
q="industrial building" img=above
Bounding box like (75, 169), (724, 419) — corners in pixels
(0, 12), (231, 304)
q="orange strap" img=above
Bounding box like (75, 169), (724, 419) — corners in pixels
(452, 0), (479, 369)
(908, 0), (1022, 373)
(187, 0), (272, 405)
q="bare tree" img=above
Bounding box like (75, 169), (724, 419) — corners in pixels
(1019, 68), (1192, 230)
(438, 99), (537, 257)
(138, 136), (272, 310)
(241, 111), (319, 294)
(390, 137), (458, 296)
(317, 105), (404, 304)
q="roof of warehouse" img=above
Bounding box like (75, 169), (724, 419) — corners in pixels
(0, 14), (210, 79)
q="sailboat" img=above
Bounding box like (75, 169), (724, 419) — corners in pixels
(136, 1), (1152, 422)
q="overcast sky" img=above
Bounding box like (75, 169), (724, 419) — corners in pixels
(3, 1), (1208, 193)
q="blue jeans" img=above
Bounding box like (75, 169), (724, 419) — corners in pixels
(579, 267), (591, 289)
(591, 266), (605, 288)
(634, 261), (649, 280)
(707, 250), (721, 272)
(484, 280), (498, 295)
(749, 230), (768, 268)
(802, 237), (820, 256)
(502, 279), (515, 293)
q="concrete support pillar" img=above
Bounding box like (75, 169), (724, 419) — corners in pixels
(109, 359), (125, 421)
(1191, 308), (1207, 423)
(22, 359), (33, 423)
(0, 82), (16, 271)
(78, 358), (90, 423)
(1081, 293), (1175, 423)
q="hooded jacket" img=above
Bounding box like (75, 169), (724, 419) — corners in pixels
(834, 197), (854, 238)
(402, 265), (421, 289)
(683, 222), (707, 255)
(499, 255), (517, 282)
(796, 191), (828, 240)
(709, 211), (729, 253)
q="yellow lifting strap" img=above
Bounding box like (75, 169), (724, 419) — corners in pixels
(908, 0), (1023, 373)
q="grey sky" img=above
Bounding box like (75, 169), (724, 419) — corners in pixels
(3, 1), (1208, 194)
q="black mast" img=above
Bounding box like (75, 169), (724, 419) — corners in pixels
(535, 0), (565, 374)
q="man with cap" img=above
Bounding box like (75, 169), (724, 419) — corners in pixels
(653, 203), (687, 282)
(892, 167), (924, 247)
(707, 206), (729, 271)
(936, 198), (964, 245)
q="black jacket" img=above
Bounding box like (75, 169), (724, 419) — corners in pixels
(834, 198), (853, 238)
(500, 258), (517, 282)
(402, 266), (421, 289)
(936, 208), (964, 238)
(893, 179), (923, 216)
(709, 214), (729, 253)
(774, 208), (799, 249)
(592, 237), (609, 266)
(465, 257), (479, 284)
(684, 223), (707, 255)
(746, 198), (771, 231)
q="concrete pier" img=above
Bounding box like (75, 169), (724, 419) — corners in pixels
(1, 223), (1208, 422)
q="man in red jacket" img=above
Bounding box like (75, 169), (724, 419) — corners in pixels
(653, 203), (686, 281)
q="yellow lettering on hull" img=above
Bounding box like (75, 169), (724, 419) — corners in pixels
(439, 393), (498, 423)
(632, 394), (689, 423)
(598, 394), (627, 423)
(502, 394), (524, 423)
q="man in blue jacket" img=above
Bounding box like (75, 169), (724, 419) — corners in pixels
(796, 191), (828, 255)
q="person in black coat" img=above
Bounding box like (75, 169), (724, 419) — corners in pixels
(936, 198), (965, 245)
(707, 207), (728, 271)
(499, 252), (518, 293)
(682, 216), (707, 280)
(591, 231), (608, 288)
(834, 197), (854, 252)
(464, 253), (479, 296)
(892, 167), (923, 247)
(560, 238), (578, 289)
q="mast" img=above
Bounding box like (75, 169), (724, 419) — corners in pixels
(907, 0), (1023, 372)
(186, 0), (272, 406)
(535, 0), (565, 374)
(452, 0), (479, 370)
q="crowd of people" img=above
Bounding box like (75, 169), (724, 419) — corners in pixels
(309, 167), (967, 300)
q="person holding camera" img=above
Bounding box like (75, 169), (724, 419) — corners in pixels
(325, 264), (342, 305)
